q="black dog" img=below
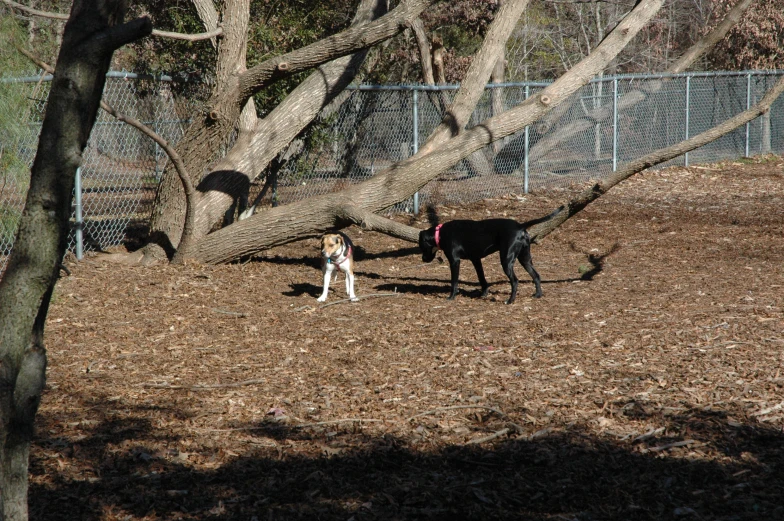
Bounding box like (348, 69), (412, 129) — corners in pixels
(418, 207), (562, 304)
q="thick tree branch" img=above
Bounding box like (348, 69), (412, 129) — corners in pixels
(180, 0), (389, 246)
(237, 0), (439, 103)
(336, 206), (421, 243)
(528, 74), (784, 242)
(190, 0), (220, 48)
(420, 0), (530, 153)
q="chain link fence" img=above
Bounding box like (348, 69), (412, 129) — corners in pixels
(1, 71), (188, 271)
(2, 70), (782, 271)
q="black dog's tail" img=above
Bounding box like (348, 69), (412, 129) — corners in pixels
(521, 205), (564, 229)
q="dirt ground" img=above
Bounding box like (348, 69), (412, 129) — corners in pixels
(34, 158), (784, 520)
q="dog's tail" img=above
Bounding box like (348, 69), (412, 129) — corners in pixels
(521, 205), (564, 229)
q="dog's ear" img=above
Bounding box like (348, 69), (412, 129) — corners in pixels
(335, 234), (344, 247)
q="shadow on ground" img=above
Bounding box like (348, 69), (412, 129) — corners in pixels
(31, 398), (784, 521)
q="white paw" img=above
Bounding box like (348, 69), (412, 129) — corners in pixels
(350, 297), (360, 302)
(317, 295), (327, 302)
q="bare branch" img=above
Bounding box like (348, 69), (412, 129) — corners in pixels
(524, 0), (755, 166)
(1, 0), (224, 41)
(237, 0), (439, 102)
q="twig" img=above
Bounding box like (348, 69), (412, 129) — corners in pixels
(290, 418), (390, 429)
(198, 418), (390, 433)
(753, 401), (784, 417)
(643, 439), (696, 453)
(291, 305), (315, 312)
(141, 378), (265, 390)
(465, 428), (510, 445)
(407, 405), (506, 422)
(211, 308), (248, 317)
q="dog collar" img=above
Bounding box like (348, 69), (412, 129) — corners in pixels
(434, 224), (443, 249)
(328, 245), (352, 265)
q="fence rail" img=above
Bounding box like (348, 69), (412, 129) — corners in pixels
(1, 69), (783, 271)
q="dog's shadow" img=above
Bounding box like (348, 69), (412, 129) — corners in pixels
(283, 282), (321, 298)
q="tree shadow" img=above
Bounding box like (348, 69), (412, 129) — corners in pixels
(30, 397), (784, 521)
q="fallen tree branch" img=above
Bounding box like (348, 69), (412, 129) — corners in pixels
(141, 378), (266, 390)
(336, 205), (421, 243)
(407, 405), (506, 422)
(529, 74), (784, 242)
(465, 427), (510, 445)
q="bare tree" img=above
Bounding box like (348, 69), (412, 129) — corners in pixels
(0, 3), (151, 520)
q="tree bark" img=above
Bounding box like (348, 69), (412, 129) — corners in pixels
(528, 75), (784, 242)
(142, 0), (439, 261)
(188, 0), (664, 264)
(0, 3), (151, 519)
(518, 0), (754, 169)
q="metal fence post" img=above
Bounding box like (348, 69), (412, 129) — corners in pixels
(412, 87), (420, 214)
(745, 72), (752, 157)
(612, 77), (618, 172)
(684, 74), (691, 167)
(74, 167), (84, 260)
(524, 84), (530, 193)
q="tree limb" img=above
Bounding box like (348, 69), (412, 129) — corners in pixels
(336, 206), (421, 243)
(528, 74), (784, 242)
(237, 0), (440, 103)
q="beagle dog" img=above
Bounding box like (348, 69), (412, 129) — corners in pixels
(317, 232), (359, 302)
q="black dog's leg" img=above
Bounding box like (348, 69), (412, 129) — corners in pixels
(447, 257), (461, 300)
(470, 258), (489, 297)
(501, 250), (519, 304)
(518, 245), (542, 298)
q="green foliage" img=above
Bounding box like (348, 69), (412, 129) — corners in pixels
(0, 15), (35, 193)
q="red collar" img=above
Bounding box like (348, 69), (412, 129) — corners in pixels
(434, 224), (443, 249)
(329, 245), (352, 265)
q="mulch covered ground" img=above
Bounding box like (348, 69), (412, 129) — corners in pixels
(33, 157), (784, 520)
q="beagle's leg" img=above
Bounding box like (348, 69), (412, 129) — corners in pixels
(347, 269), (359, 301)
(317, 264), (334, 302)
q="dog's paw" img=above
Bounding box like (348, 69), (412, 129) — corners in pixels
(350, 297), (360, 302)
(317, 295), (327, 302)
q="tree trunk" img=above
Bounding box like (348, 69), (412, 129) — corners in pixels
(142, 0), (438, 262)
(188, 0), (664, 264)
(0, 3), (151, 519)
